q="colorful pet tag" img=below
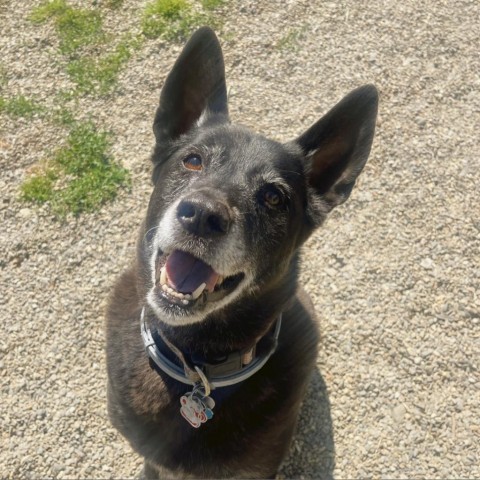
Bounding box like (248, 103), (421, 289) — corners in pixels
(180, 385), (215, 428)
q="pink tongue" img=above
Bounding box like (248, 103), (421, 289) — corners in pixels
(165, 250), (219, 294)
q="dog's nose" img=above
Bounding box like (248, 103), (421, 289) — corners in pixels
(177, 197), (231, 238)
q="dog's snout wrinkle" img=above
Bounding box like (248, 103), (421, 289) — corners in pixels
(177, 196), (231, 238)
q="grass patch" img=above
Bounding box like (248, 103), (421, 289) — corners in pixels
(50, 105), (77, 127)
(141, 0), (190, 39)
(141, 0), (217, 40)
(21, 0), (229, 216)
(0, 95), (45, 118)
(66, 36), (142, 95)
(21, 122), (130, 216)
(28, 0), (226, 96)
(0, 94), (75, 125)
(30, 0), (103, 54)
(21, 167), (58, 203)
(29, 2), (140, 95)
(29, 0), (68, 22)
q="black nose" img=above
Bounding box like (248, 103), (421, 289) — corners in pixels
(177, 195), (231, 238)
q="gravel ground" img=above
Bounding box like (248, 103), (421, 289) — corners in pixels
(1, 0), (479, 478)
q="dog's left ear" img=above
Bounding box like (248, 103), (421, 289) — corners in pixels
(153, 27), (228, 144)
(294, 85), (378, 212)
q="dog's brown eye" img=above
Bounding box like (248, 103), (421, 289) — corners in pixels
(183, 154), (203, 171)
(264, 188), (282, 207)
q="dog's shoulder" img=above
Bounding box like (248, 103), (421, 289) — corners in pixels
(268, 287), (320, 391)
(283, 286), (320, 349)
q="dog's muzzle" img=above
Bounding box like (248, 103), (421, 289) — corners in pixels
(154, 249), (245, 309)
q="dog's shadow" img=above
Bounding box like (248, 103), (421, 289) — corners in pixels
(279, 369), (335, 479)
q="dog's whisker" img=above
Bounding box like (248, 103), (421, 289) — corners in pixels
(143, 225), (160, 243)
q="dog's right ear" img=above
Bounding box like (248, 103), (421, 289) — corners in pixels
(153, 27), (229, 144)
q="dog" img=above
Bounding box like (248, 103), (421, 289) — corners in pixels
(106, 27), (378, 479)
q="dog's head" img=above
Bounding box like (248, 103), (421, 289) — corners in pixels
(143, 27), (378, 326)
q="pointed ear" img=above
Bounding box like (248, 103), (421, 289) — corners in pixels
(153, 27), (228, 144)
(294, 85), (378, 211)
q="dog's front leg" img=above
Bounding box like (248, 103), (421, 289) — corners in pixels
(140, 460), (190, 480)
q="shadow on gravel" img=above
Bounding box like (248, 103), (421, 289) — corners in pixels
(279, 369), (335, 479)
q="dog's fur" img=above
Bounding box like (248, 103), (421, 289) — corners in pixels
(106, 27), (378, 479)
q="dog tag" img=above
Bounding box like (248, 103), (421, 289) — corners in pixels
(180, 385), (215, 428)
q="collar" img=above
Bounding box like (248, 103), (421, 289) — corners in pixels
(140, 307), (282, 391)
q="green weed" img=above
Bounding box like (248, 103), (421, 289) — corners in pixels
(53, 162), (129, 215)
(50, 106), (76, 127)
(21, 168), (58, 203)
(142, 0), (188, 39)
(21, 0), (229, 216)
(28, 1), (140, 93)
(54, 122), (111, 175)
(30, 0), (103, 54)
(145, 0), (188, 21)
(66, 36), (142, 94)
(0, 94), (75, 125)
(141, 0), (213, 40)
(29, 0), (68, 22)
(0, 95), (45, 118)
(21, 122), (130, 215)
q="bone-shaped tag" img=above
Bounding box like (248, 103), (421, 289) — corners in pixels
(180, 387), (215, 428)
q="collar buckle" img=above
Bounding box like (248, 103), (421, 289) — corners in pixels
(196, 349), (245, 378)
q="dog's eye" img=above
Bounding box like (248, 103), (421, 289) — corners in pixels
(183, 154), (203, 171)
(263, 187), (283, 208)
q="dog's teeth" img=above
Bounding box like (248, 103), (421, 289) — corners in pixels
(191, 283), (207, 300)
(160, 266), (167, 286)
(216, 275), (224, 286)
(161, 276), (203, 300)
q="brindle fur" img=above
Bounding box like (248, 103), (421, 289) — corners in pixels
(106, 27), (377, 479)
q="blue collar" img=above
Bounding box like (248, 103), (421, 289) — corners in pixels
(140, 307), (282, 391)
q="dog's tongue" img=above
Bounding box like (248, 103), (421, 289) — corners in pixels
(165, 250), (219, 294)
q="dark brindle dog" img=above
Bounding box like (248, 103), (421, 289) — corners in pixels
(106, 27), (378, 479)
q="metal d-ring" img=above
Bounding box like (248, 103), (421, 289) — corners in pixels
(194, 366), (211, 396)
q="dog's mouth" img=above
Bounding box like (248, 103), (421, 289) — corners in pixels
(154, 249), (244, 309)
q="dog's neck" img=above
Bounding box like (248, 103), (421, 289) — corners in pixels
(141, 306), (283, 390)
(150, 302), (285, 358)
